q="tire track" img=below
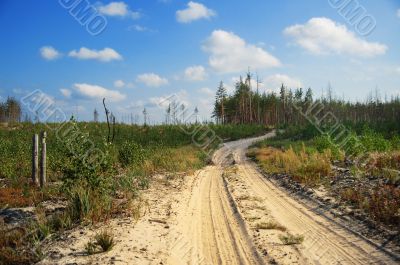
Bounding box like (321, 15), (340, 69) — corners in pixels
(224, 132), (398, 265)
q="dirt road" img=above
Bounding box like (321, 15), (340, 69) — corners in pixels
(170, 132), (398, 264)
(41, 133), (398, 264)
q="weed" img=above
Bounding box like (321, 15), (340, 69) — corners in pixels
(255, 221), (286, 231)
(85, 241), (97, 255)
(279, 233), (304, 245)
(95, 230), (114, 252)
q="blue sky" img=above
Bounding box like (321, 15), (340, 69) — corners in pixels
(0, 0), (399, 123)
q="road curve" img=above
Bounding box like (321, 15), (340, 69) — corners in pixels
(169, 132), (398, 264)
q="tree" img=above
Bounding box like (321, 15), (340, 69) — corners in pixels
(194, 106), (199, 124)
(214, 81), (227, 124)
(93, 109), (99, 122)
(142, 108), (148, 126)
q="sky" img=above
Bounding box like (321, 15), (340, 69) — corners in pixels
(0, 0), (399, 123)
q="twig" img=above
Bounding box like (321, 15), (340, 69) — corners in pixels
(148, 218), (167, 224)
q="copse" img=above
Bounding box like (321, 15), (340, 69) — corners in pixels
(0, 97), (22, 123)
(213, 71), (400, 134)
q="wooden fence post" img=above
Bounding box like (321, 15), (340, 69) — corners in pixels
(40, 131), (47, 188)
(32, 134), (39, 186)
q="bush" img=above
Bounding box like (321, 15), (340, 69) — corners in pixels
(314, 135), (344, 160)
(118, 141), (145, 168)
(58, 119), (115, 196)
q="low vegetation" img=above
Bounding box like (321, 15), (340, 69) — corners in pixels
(249, 145), (332, 187)
(85, 230), (115, 255)
(251, 124), (400, 228)
(0, 120), (267, 264)
(279, 233), (304, 245)
(255, 221), (287, 232)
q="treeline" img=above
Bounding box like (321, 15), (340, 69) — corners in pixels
(0, 97), (22, 123)
(213, 72), (400, 132)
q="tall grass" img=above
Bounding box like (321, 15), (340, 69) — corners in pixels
(253, 146), (332, 186)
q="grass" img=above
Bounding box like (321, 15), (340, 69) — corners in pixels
(95, 230), (115, 252)
(252, 126), (400, 228)
(253, 146), (332, 187)
(254, 221), (287, 231)
(0, 122), (267, 264)
(279, 233), (304, 245)
(85, 230), (115, 255)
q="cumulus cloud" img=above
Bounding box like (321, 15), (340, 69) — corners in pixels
(264, 74), (303, 91)
(74, 83), (126, 102)
(40, 46), (61, 60)
(184, 65), (208, 81)
(68, 47), (122, 62)
(284, 17), (387, 57)
(60, 88), (72, 98)
(203, 30), (281, 74)
(114, 80), (125, 88)
(98, 1), (141, 19)
(137, 73), (169, 87)
(176, 1), (216, 23)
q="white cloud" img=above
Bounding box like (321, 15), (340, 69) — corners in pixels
(68, 47), (122, 62)
(128, 24), (157, 33)
(284, 17), (387, 57)
(202, 30), (281, 74)
(60, 88), (72, 98)
(114, 80), (125, 88)
(98, 1), (141, 19)
(184, 65), (208, 81)
(397, 9), (400, 18)
(40, 46), (61, 60)
(198, 87), (214, 97)
(149, 90), (189, 109)
(74, 83), (126, 102)
(137, 73), (169, 87)
(264, 74), (303, 91)
(176, 1), (216, 23)
(396, 67), (400, 74)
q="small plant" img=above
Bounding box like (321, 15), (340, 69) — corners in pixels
(95, 230), (115, 252)
(85, 241), (97, 255)
(255, 221), (286, 231)
(84, 230), (115, 255)
(279, 233), (304, 245)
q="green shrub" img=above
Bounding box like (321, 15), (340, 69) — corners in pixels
(118, 141), (145, 168)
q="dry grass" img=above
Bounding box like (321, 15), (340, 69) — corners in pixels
(279, 233), (304, 245)
(366, 151), (400, 184)
(255, 221), (287, 231)
(255, 146), (332, 186)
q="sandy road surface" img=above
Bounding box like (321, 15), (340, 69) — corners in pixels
(171, 132), (398, 264)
